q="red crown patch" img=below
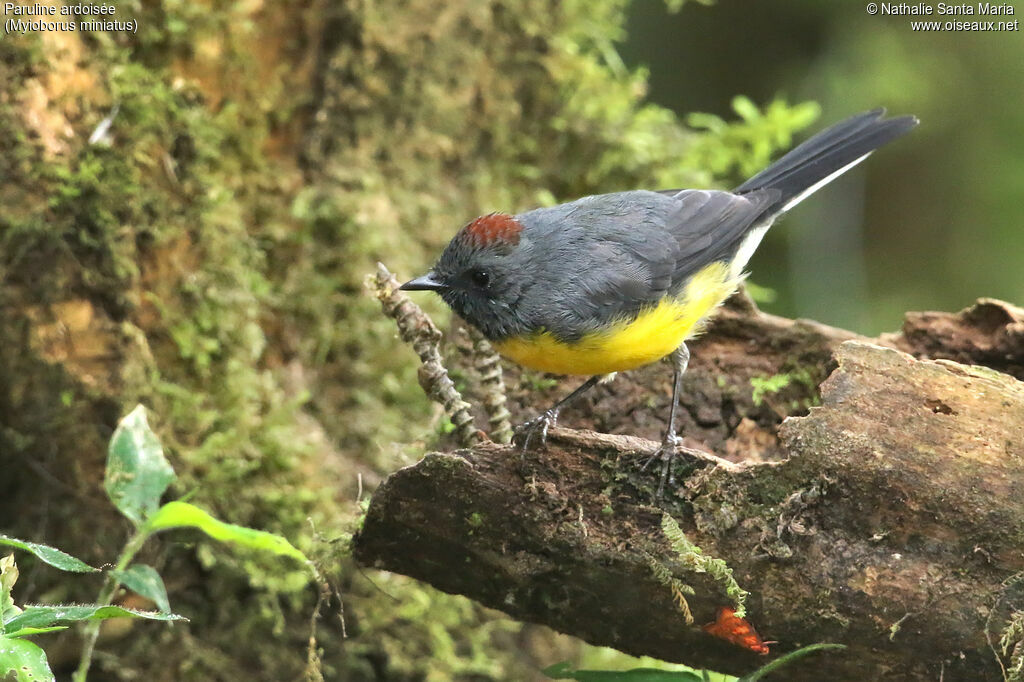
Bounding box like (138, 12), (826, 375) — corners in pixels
(463, 213), (523, 247)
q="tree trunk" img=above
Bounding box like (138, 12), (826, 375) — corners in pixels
(354, 295), (1024, 681)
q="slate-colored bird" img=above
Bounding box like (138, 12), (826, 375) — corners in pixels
(402, 109), (918, 495)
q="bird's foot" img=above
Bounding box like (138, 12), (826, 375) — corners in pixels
(513, 409), (559, 453)
(640, 432), (682, 499)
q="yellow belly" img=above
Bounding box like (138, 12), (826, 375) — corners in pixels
(493, 261), (739, 375)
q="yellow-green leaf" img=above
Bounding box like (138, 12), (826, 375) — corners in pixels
(731, 95), (761, 122)
(145, 501), (308, 564)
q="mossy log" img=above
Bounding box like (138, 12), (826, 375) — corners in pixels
(354, 296), (1024, 681)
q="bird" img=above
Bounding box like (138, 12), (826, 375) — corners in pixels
(401, 108), (918, 496)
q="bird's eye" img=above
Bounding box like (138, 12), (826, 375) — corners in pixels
(468, 269), (491, 288)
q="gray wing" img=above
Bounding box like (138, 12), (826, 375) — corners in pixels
(659, 188), (780, 291)
(515, 189), (777, 341)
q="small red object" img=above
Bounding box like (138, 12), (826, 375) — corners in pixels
(703, 607), (771, 655)
(463, 213), (523, 247)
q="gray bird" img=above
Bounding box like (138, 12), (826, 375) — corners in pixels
(403, 109), (918, 495)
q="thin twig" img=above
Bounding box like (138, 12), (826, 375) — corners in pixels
(304, 578), (330, 682)
(73, 528), (150, 682)
(465, 326), (512, 443)
(368, 263), (482, 447)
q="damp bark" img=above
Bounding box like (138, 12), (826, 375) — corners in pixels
(354, 295), (1024, 681)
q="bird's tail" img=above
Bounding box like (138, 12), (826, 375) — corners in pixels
(735, 108), (918, 214)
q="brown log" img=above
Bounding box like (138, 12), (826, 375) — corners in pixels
(353, 297), (1024, 680)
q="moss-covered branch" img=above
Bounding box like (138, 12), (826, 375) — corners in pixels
(355, 297), (1024, 681)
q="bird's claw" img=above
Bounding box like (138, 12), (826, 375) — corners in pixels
(514, 409), (559, 453)
(641, 433), (681, 498)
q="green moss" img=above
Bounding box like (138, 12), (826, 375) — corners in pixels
(750, 374), (793, 407)
(643, 550), (696, 624)
(521, 372), (561, 393)
(1, 0), (819, 678)
(1001, 610), (1024, 682)
(661, 514), (748, 617)
(750, 366), (821, 410)
(3, 13), (335, 679)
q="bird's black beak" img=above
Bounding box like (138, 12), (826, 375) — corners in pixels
(399, 271), (446, 292)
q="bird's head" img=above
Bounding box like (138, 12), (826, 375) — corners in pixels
(401, 213), (529, 340)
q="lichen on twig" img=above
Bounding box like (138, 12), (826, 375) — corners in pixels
(368, 263), (482, 447)
(464, 326), (512, 443)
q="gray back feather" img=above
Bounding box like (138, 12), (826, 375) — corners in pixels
(512, 189), (774, 341)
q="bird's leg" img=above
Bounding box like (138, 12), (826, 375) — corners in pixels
(516, 374), (608, 451)
(641, 343), (690, 497)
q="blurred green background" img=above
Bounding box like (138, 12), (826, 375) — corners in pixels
(623, 0), (1023, 334)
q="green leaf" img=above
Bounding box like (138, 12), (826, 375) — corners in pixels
(542, 662), (703, 681)
(113, 565), (171, 613)
(104, 404), (176, 525)
(4, 605), (185, 632)
(1, 554), (21, 626)
(3, 627), (68, 638)
(0, 535), (97, 573)
(146, 501), (308, 564)
(0, 635), (55, 682)
(731, 95), (761, 122)
(737, 643), (846, 682)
